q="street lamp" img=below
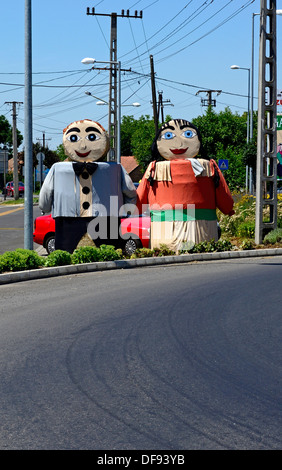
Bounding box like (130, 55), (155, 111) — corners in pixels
(95, 99), (140, 107)
(84, 91), (107, 104)
(81, 57), (121, 163)
(231, 64), (251, 192)
(230, 65), (251, 143)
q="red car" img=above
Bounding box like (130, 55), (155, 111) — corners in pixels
(6, 181), (24, 197)
(33, 213), (150, 255)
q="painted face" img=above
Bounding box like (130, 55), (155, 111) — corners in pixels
(157, 120), (201, 160)
(63, 119), (110, 162)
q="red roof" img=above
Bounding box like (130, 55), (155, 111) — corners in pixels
(120, 156), (140, 174)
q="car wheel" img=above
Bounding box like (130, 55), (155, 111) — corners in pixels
(45, 235), (56, 254)
(123, 237), (141, 256)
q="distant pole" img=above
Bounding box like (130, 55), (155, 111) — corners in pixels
(196, 89), (222, 108)
(150, 55), (158, 133)
(24, 0), (33, 250)
(251, 13), (260, 141)
(5, 101), (23, 200)
(12, 102), (19, 200)
(3, 147), (7, 201)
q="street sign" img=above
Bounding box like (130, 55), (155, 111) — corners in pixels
(36, 152), (45, 186)
(218, 159), (229, 171)
(0, 149), (8, 174)
(277, 115), (282, 130)
(36, 152), (45, 164)
(35, 167), (48, 182)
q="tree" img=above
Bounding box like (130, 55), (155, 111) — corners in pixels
(192, 107), (257, 191)
(0, 114), (23, 152)
(20, 142), (60, 170)
(120, 114), (172, 171)
(120, 115), (140, 156)
(55, 144), (68, 162)
(192, 107), (249, 158)
(130, 116), (156, 171)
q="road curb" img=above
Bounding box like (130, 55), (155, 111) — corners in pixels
(1, 247), (282, 285)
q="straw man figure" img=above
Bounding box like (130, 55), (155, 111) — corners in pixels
(39, 119), (136, 252)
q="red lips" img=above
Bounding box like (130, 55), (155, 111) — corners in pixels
(170, 148), (188, 155)
(75, 150), (91, 158)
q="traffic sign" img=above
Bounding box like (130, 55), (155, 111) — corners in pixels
(218, 159), (229, 171)
(36, 152), (45, 164)
(277, 115), (282, 130)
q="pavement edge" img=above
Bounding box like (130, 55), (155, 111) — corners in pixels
(1, 247), (282, 285)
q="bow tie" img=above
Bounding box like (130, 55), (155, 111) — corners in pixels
(73, 162), (98, 176)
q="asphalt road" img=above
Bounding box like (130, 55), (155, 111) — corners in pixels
(0, 204), (42, 254)
(0, 256), (281, 450)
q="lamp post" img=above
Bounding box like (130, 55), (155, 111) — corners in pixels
(84, 91), (107, 104)
(251, 13), (260, 142)
(230, 65), (251, 142)
(82, 58), (121, 163)
(85, 91), (140, 108)
(95, 98), (140, 108)
(231, 64), (251, 192)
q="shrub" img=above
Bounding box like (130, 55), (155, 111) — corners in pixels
(263, 228), (282, 245)
(213, 239), (233, 252)
(152, 244), (175, 257)
(131, 248), (154, 258)
(218, 194), (256, 237)
(0, 249), (43, 273)
(237, 221), (255, 238)
(44, 250), (72, 267)
(13, 249), (44, 270)
(71, 245), (122, 264)
(239, 239), (256, 250)
(185, 239), (233, 254)
(71, 246), (101, 264)
(98, 244), (123, 261)
(0, 257), (4, 274)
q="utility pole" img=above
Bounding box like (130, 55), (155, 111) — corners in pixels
(150, 55), (158, 133)
(196, 90), (222, 107)
(255, 0), (277, 244)
(86, 7), (142, 161)
(5, 101), (23, 200)
(36, 131), (51, 149)
(24, 0), (33, 250)
(157, 91), (174, 124)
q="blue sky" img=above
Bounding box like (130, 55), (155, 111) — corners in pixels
(0, 0), (281, 151)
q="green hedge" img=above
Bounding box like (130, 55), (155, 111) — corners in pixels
(0, 239), (247, 274)
(0, 249), (44, 273)
(130, 240), (233, 258)
(0, 245), (124, 273)
(44, 250), (72, 267)
(263, 228), (282, 245)
(71, 245), (123, 264)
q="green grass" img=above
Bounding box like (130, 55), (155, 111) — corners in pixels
(0, 196), (39, 205)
